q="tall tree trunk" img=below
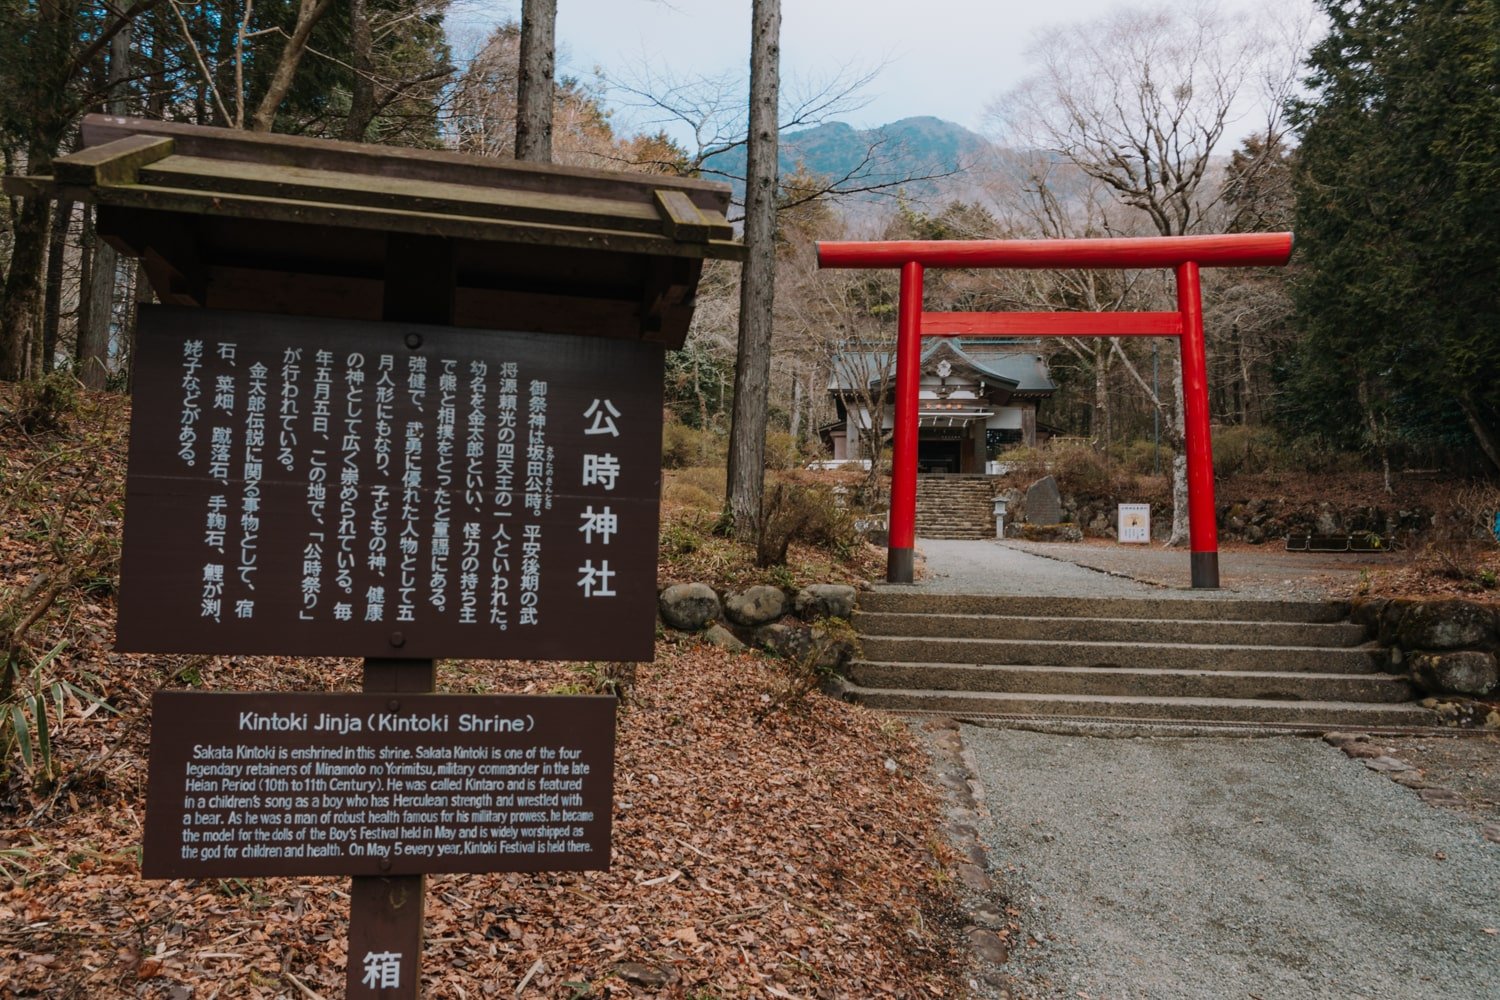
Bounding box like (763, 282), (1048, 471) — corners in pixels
(40, 198), (73, 375)
(0, 0), (71, 382)
(343, 0), (376, 141)
(77, 14), (133, 389)
(75, 213), (96, 365)
(1458, 394), (1500, 475)
(77, 208), (115, 389)
(789, 368), (803, 443)
(0, 164), (54, 382)
(725, 0), (781, 538)
(1237, 325), (1253, 424)
(515, 0), (557, 162)
(1165, 345), (1190, 545)
(1091, 341), (1109, 448)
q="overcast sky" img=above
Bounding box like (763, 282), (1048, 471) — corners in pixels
(449, 0), (1315, 142)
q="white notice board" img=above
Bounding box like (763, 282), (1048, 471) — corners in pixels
(1118, 504), (1151, 544)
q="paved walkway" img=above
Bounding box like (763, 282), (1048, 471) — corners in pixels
(913, 537), (1390, 601)
(912, 538), (1164, 598)
(966, 729), (1499, 1000)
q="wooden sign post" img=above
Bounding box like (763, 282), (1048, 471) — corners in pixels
(122, 290), (663, 995)
(6, 114), (742, 997)
(350, 234), (447, 1000)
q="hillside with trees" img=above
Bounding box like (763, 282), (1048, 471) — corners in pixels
(0, 0), (1497, 993)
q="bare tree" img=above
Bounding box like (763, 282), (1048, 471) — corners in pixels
(0, 0), (163, 382)
(249, 0), (334, 132)
(725, 0), (781, 538)
(451, 22), (683, 173)
(606, 60), (968, 220)
(343, 0), (376, 140)
(988, 0), (1283, 544)
(773, 205), (897, 497)
(983, 151), (1161, 448)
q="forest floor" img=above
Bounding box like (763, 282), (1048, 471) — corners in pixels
(0, 387), (967, 998)
(1, 384), (1496, 998)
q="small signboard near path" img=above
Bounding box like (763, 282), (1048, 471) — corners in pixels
(1118, 504), (1151, 544)
(144, 692), (615, 879)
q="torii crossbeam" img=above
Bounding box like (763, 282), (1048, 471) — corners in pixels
(816, 233), (1295, 589)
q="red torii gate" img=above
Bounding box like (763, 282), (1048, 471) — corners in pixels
(816, 232), (1295, 589)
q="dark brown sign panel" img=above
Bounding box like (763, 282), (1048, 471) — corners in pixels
(143, 691), (615, 878)
(118, 306), (664, 661)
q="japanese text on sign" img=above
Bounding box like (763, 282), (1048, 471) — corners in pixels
(119, 308), (664, 661)
(143, 692), (616, 878)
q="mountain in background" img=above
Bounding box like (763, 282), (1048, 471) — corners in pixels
(700, 115), (991, 209)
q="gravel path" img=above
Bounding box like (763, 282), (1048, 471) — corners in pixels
(964, 728), (1500, 1000)
(914, 539), (1166, 598)
(914, 537), (1389, 601)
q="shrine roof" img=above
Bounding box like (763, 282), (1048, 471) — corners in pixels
(828, 338), (1055, 395)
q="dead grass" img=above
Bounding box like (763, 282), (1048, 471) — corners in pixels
(657, 468), (885, 590)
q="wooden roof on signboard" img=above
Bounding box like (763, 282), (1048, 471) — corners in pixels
(4, 115), (744, 347)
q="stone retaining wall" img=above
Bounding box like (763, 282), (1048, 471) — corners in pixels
(657, 582), (859, 668)
(1352, 597), (1500, 724)
(995, 479), (1434, 545)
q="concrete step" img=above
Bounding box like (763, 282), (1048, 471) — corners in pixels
(857, 635), (1381, 673)
(915, 479), (996, 540)
(836, 683), (1436, 728)
(847, 661), (1414, 702)
(859, 590), (1351, 623)
(854, 611), (1369, 647)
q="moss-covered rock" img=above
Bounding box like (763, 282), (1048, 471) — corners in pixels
(659, 582), (721, 630)
(1395, 600), (1496, 651)
(1411, 650), (1499, 697)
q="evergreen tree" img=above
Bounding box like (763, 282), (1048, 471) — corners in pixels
(1288, 0), (1500, 471)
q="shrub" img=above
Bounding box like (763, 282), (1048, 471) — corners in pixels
(1110, 438), (1173, 476)
(764, 430), (805, 470)
(662, 480), (718, 513)
(669, 465), (727, 501)
(1049, 440), (1115, 497)
(755, 481), (861, 568)
(994, 445), (1047, 482)
(9, 371), (80, 435)
(1279, 435), (1365, 475)
(662, 416), (725, 468)
(1211, 424), (1282, 476)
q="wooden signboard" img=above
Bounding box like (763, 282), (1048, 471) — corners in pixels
(118, 306), (664, 661)
(143, 692), (615, 879)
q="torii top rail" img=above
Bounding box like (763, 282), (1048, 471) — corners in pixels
(816, 233), (1295, 589)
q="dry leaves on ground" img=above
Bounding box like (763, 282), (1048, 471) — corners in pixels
(1, 387), (968, 998)
(1, 639), (968, 998)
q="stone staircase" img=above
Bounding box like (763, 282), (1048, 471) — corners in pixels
(914, 475), (1000, 540)
(842, 590), (1436, 730)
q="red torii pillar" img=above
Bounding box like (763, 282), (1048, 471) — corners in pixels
(816, 233), (1294, 589)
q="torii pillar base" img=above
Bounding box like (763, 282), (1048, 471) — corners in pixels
(1191, 551), (1220, 589)
(887, 547), (915, 585)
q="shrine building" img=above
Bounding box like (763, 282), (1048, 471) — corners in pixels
(823, 337), (1056, 473)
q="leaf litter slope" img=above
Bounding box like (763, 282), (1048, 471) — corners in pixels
(0, 386), (965, 998)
